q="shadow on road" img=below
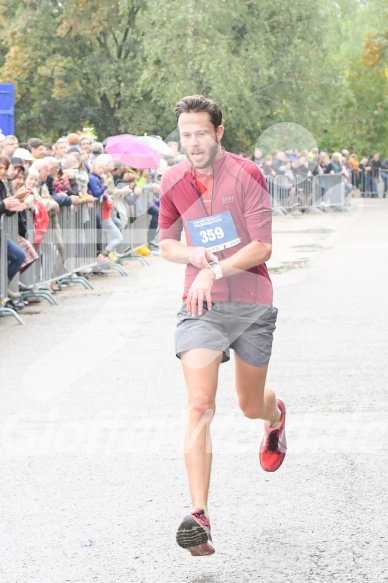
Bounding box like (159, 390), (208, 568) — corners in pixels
(189, 575), (220, 583)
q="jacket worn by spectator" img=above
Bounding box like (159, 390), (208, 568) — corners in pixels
(368, 157), (382, 178)
(0, 180), (13, 216)
(46, 175), (74, 207)
(88, 172), (108, 198)
(25, 181), (59, 212)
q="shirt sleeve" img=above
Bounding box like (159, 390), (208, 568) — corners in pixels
(242, 164), (272, 244)
(158, 174), (183, 241)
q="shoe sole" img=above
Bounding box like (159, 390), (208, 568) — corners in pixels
(176, 515), (215, 556)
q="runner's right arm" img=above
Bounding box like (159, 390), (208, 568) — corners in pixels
(160, 239), (218, 269)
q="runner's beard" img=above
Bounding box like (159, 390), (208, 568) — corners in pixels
(186, 141), (220, 170)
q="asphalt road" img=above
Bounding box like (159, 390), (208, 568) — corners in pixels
(0, 199), (387, 583)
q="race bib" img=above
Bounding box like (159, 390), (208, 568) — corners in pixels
(187, 211), (241, 252)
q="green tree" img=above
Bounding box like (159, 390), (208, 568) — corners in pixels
(320, 0), (388, 154)
(140, 0), (344, 152)
(0, 0), (385, 154)
(0, 0), (148, 140)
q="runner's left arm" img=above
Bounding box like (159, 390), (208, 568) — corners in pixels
(218, 240), (272, 277)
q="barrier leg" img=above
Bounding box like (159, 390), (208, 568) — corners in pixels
(121, 253), (150, 266)
(0, 306), (25, 325)
(105, 263), (128, 276)
(57, 275), (94, 289)
(20, 291), (58, 305)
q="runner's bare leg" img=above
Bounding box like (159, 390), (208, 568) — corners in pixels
(181, 348), (223, 509)
(234, 353), (278, 424)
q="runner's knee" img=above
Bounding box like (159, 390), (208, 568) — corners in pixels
(238, 396), (264, 419)
(188, 397), (215, 422)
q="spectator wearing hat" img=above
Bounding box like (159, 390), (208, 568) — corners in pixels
(7, 156), (26, 195)
(12, 148), (35, 172)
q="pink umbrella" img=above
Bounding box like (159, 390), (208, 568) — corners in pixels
(105, 134), (160, 169)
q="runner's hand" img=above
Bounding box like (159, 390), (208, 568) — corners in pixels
(186, 268), (216, 316)
(189, 247), (219, 269)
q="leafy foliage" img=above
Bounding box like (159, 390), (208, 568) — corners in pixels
(0, 0), (386, 153)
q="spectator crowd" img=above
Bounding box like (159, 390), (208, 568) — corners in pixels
(250, 147), (388, 201)
(0, 130), (387, 317)
(0, 132), (184, 314)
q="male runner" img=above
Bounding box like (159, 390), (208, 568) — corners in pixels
(159, 95), (286, 557)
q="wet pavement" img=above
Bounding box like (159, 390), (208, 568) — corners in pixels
(0, 198), (387, 583)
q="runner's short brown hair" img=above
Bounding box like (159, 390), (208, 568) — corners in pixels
(175, 95), (222, 131)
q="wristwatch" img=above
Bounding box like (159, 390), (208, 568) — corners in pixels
(207, 261), (223, 279)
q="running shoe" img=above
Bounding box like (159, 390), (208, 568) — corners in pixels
(176, 509), (215, 556)
(97, 253), (110, 264)
(259, 399), (287, 472)
(108, 251), (119, 262)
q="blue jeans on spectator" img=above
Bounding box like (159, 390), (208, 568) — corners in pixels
(147, 204), (159, 243)
(381, 172), (388, 197)
(102, 219), (123, 253)
(7, 237), (26, 282)
(366, 175), (378, 197)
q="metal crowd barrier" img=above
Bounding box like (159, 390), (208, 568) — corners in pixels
(116, 189), (152, 266)
(0, 214), (24, 324)
(311, 174), (345, 208)
(0, 192), (153, 325)
(266, 173), (349, 214)
(58, 201), (125, 278)
(0, 189), (155, 325)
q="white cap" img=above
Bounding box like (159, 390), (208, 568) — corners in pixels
(13, 147), (34, 161)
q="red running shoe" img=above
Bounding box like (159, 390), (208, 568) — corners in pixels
(176, 509), (215, 556)
(259, 399), (287, 472)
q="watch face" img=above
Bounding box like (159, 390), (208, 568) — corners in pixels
(208, 262), (222, 278)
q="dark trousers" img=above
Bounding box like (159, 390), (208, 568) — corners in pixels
(366, 176), (378, 197)
(147, 204), (159, 243)
(381, 172), (388, 196)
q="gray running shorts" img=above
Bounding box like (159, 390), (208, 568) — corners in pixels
(175, 302), (278, 367)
